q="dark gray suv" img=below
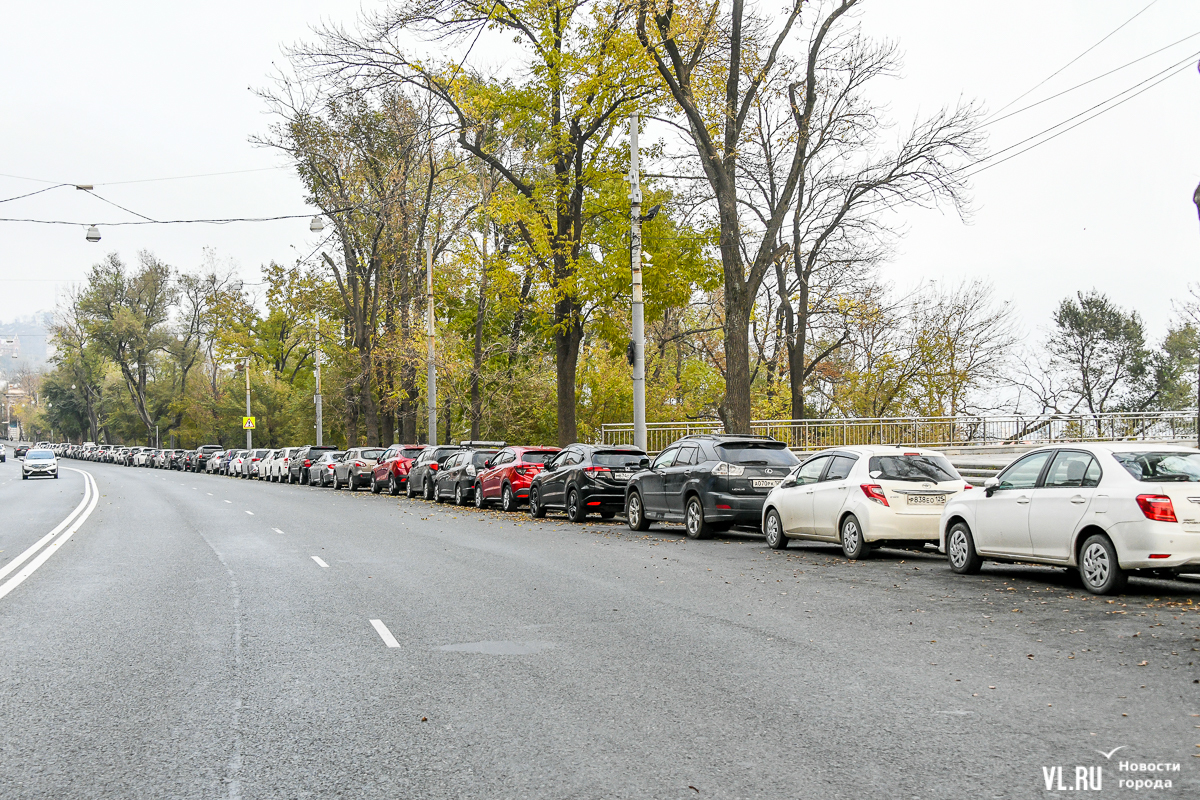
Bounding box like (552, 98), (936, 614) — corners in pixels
(624, 434), (799, 539)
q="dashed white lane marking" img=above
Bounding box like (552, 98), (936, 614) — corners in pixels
(311, 556), (329, 568)
(272, 528), (284, 534)
(207, 493), (213, 496)
(244, 511), (254, 516)
(224, 500), (232, 504)
(370, 619), (401, 648)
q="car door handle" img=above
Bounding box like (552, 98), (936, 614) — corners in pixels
(1016, 495), (1030, 504)
(1070, 496), (1087, 504)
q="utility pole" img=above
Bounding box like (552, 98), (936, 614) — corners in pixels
(426, 239), (437, 444)
(244, 356), (252, 450)
(1194, 182), (1200, 449)
(628, 112), (647, 453)
(314, 317), (323, 446)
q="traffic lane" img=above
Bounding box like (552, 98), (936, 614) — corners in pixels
(188, 472), (1200, 795)
(0, 460), (87, 571)
(0, 463), (244, 799)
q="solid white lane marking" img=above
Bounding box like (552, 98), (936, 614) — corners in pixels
(0, 468), (93, 583)
(370, 619), (401, 648)
(244, 511), (254, 516)
(311, 556), (329, 568)
(0, 470), (100, 601)
(272, 528), (284, 534)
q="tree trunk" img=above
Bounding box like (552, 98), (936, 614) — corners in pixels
(360, 348), (379, 445)
(554, 306), (583, 446)
(470, 244), (487, 440)
(723, 289), (753, 434)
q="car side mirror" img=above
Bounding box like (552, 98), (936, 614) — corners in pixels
(983, 476), (999, 497)
(484, 459), (492, 468)
(639, 458), (651, 470)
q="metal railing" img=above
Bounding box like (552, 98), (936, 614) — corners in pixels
(599, 411), (1200, 452)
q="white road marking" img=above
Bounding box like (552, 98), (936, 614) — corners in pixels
(370, 619), (401, 648)
(224, 500), (232, 504)
(244, 511), (254, 516)
(207, 493), (213, 496)
(0, 469), (100, 601)
(0, 468), (93, 583)
(311, 556), (329, 568)
(272, 528), (284, 534)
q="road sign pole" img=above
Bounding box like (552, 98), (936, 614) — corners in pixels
(629, 113), (647, 454)
(244, 356), (252, 450)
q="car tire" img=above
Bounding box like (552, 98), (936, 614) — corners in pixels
(1079, 533), (1127, 595)
(566, 488), (586, 523)
(764, 509), (788, 550)
(300, 470), (308, 485)
(626, 491), (650, 531)
(405, 479), (414, 499)
(840, 514), (869, 560)
(946, 521), (983, 574)
(454, 484), (465, 505)
(349, 474), (358, 492)
(22, 472), (27, 480)
(684, 495), (709, 539)
(529, 487), (546, 518)
(423, 478), (435, 501)
(501, 484), (516, 512)
(371, 475), (382, 494)
(332, 473), (342, 490)
(435, 482), (446, 503)
(389, 475), (399, 496)
(474, 483), (486, 509)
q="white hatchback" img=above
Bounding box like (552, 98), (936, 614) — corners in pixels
(761, 446), (972, 558)
(940, 442), (1200, 594)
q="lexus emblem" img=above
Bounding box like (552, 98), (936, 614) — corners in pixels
(765, 469), (774, 474)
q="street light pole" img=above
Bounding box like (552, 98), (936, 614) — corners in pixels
(427, 239), (438, 445)
(314, 317), (323, 447)
(628, 113), (647, 453)
(1193, 183), (1200, 448)
(244, 356), (252, 450)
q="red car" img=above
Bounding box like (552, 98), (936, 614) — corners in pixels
(475, 446), (561, 511)
(370, 444), (427, 495)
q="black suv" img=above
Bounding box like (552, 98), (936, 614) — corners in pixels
(624, 434), (799, 538)
(190, 444), (223, 473)
(528, 444), (647, 522)
(406, 445), (464, 500)
(434, 446), (502, 505)
(289, 445), (339, 484)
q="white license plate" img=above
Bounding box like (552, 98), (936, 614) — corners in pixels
(907, 494), (945, 505)
(753, 479), (783, 489)
(613, 472), (633, 480)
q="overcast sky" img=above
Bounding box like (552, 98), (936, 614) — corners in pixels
(1, 0), (1198, 348)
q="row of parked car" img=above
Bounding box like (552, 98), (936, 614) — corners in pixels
(51, 435), (1200, 595)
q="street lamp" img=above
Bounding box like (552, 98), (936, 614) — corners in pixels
(310, 215), (325, 233)
(85, 225), (101, 243)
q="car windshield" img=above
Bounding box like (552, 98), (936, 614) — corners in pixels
(520, 451), (558, 465)
(399, 448), (424, 459)
(1112, 451), (1200, 482)
(27, 450), (54, 460)
(471, 451), (497, 466)
(253, 449), (269, 457)
(714, 443), (799, 467)
(868, 455), (960, 482)
(360, 448), (385, 459)
(593, 451), (645, 468)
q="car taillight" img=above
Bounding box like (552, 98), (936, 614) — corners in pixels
(430, 463), (439, 471)
(515, 467), (528, 475)
(304, 460), (312, 467)
(252, 458), (259, 462)
(327, 463), (335, 469)
(963, 484), (974, 490)
(1136, 494), (1177, 522)
(861, 484), (889, 506)
(583, 466), (611, 474)
(355, 461), (363, 467)
(711, 461), (745, 476)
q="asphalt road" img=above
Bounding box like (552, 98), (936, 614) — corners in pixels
(1, 457), (1197, 799)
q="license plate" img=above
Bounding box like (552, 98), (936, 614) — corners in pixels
(613, 472), (632, 481)
(907, 494), (945, 505)
(753, 479), (783, 489)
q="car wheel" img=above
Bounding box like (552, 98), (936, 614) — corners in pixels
(423, 478), (435, 501)
(566, 488), (586, 523)
(684, 495), (708, 539)
(405, 478), (414, 499)
(371, 475), (382, 494)
(840, 514), (869, 560)
(947, 521), (983, 574)
(332, 472), (342, 490)
(1079, 534), (1127, 595)
(22, 472), (27, 480)
(501, 484), (516, 512)
(349, 473), (358, 492)
(435, 482), (447, 503)
(529, 487), (546, 518)
(300, 471), (308, 485)
(389, 475), (399, 496)
(626, 491), (650, 531)
(474, 483), (485, 509)
(764, 509), (787, 550)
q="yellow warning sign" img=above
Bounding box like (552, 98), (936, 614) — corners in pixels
(242, 416), (256, 430)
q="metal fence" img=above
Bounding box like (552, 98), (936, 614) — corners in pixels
(599, 411), (1200, 452)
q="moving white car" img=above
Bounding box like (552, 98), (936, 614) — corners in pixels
(761, 446), (971, 558)
(22, 448), (59, 480)
(940, 442), (1200, 594)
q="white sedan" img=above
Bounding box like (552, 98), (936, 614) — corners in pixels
(22, 448), (59, 479)
(762, 446), (972, 558)
(940, 442), (1200, 594)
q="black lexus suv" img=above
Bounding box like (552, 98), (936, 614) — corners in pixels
(624, 434), (799, 538)
(527, 444), (647, 522)
(406, 445), (465, 500)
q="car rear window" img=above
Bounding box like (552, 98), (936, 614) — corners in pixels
(868, 455), (961, 482)
(360, 448), (385, 459)
(593, 451), (646, 468)
(714, 443), (799, 467)
(1113, 451), (1200, 482)
(472, 451), (497, 466)
(253, 449), (269, 457)
(397, 448), (424, 459)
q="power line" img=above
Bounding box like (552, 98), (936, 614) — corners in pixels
(982, 29), (1200, 128)
(0, 212), (326, 227)
(0, 184), (72, 205)
(986, 0), (1161, 120)
(0, 165), (290, 188)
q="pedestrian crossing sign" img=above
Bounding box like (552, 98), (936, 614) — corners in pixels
(243, 417), (256, 430)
